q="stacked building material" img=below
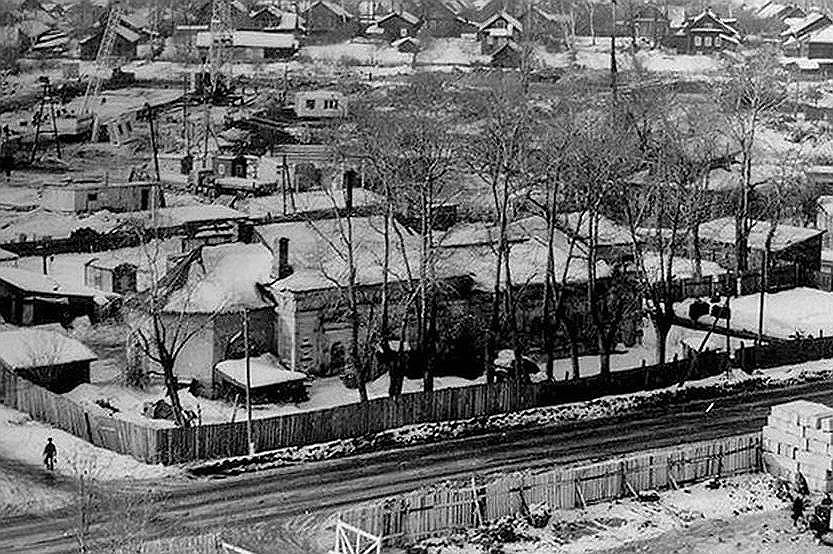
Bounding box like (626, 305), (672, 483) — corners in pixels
(763, 400), (833, 492)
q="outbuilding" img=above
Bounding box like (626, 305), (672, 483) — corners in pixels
(0, 328), (97, 392)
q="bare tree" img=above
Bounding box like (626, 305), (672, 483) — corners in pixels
(711, 50), (788, 280)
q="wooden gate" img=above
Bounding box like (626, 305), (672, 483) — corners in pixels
(330, 519), (382, 554)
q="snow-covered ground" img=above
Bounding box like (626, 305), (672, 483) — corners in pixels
(677, 288), (833, 340)
(412, 474), (791, 554)
(0, 403), (180, 515)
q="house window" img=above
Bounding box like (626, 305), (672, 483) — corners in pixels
(87, 193), (98, 202)
(330, 342), (346, 372)
(704, 36), (712, 47)
(400, 27), (407, 37)
(305, 99), (316, 110)
(715, 36), (721, 47)
(694, 35), (702, 47)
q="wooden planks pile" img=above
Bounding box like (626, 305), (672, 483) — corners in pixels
(763, 400), (833, 492)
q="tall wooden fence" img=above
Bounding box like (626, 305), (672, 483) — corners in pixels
(657, 263), (811, 303)
(0, 367), (161, 463)
(736, 335), (833, 371)
(158, 351), (729, 464)
(340, 432), (762, 544)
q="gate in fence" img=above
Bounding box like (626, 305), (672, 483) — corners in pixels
(330, 519), (382, 554)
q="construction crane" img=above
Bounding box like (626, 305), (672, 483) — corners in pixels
(81, 2), (125, 139)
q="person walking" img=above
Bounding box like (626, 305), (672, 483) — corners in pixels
(792, 495), (806, 527)
(43, 437), (56, 471)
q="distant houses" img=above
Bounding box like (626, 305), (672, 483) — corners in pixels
(303, 0), (359, 37)
(781, 11), (832, 56)
(477, 10), (521, 55)
(667, 8), (741, 54)
(373, 11), (422, 42)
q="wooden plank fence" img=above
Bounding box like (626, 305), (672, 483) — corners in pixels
(340, 432), (762, 544)
(0, 367), (161, 463)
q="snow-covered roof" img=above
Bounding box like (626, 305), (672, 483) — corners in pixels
(196, 30), (299, 49)
(0, 266), (114, 299)
(0, 328), (96, 370)
(699, 217), (824, 252)
(31, 34), (67, 49)
(479, 10), (522, 33)
(152, 204), (248, 226)
(164, 242), (274, 313)
(391, 36), (420, 47)
(780, 11), (828, 38)
(377, 10), (420, 25)
(636, 253), (727, 283)
(757, 1), (786, 18)
(0, 247), (18, 262)
(667, 5), (686, 28)
(306, 0), (353, 19)
(556, 212), (632, 247)
(115, 24), (141, 43)
(257, 215), (463, 292)
(215, 353), (306, 389)
(808, 24), (833, 43)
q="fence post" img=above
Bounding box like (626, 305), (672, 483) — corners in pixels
(642, 359), (649, 388)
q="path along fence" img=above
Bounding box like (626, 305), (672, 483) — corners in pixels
(339, 432), (762, 545)
(0, 332), (827, 465)
(0, 351), (727, 465)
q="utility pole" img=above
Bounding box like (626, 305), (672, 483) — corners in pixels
(144, 102), (161, 183)
(242, 307), (254, 455)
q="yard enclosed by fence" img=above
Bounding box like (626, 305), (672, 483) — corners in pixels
(340, 432), (763, 543)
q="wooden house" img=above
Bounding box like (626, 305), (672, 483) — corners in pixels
(0, 266), (116, 326)
(698, 217), (824, 273)
(781, 11), (831, 56)
(808, 25), (833, 59)
(302, 0), (358, 37)
(490, 39), (520, 66)
(41, 181), (160, 213)
(667, 8), (740, 54)
(631, 4), (670, 42)
(404, 0), (474, 37)
(79, 20), (141, 60)
(477, 10), (522, 54)
(195, 30), (299, 59)
(374, 11), (421, 41)
(0, 328), (96, 393)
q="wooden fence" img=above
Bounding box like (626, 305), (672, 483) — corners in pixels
(158, 351), (729, 464)
(736, 335), (833, 371)
(0, 367), (161, 463)
(657, 263), (810, 303)
(340, 432), (762, 544)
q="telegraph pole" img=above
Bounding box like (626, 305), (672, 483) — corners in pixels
(242, 307), (254, 455)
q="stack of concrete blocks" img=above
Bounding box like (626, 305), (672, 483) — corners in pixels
(763, 400), (833, 492)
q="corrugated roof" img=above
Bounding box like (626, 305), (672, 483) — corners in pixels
(0, 328), (97, 370)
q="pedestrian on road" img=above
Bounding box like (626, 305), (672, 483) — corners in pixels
(793, 495), (806, 527)
(43, 437), (56, 471)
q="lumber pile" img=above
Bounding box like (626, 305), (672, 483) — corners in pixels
(763, 400), (833, 492)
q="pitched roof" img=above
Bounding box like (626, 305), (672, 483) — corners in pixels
(556, 212), (632, 247)
(164, 242), (274, 313)
(780, 11), (829, 38)
(307, 0), (353, 19)
(0, 328), (97, 370)
(0, 247), (18, 262)
(479, 10), (522, 32)
(0, 266), (114, 299)
(377, 10), (420, 25)
(685, 8), (738, 36)
(808, 24), (833, 43)
(698, 217), (824, 252)
(257, 215), (463, 292)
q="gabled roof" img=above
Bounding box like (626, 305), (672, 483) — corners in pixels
(0, 247), (19, 262)
(391, 35), (420, 46)
(684, 8), (738, 37)
(699, 217), (824, 252)
(377, 10), (420, 25)
(306, 0), (353, 19)
(0, 266), (113, 299)
(808, 24), (833, 43)
(780, 11), (829, 38)
(757, 1), (786, 18)
(0, 329), (97, 370)
(479, 10), (522, 33)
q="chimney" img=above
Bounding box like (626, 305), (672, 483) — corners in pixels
(274, 237), (293, 279)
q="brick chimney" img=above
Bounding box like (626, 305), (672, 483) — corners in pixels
(274, 237), (293, 279)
